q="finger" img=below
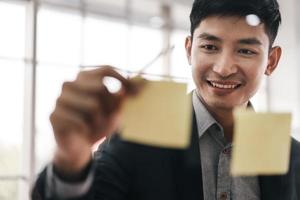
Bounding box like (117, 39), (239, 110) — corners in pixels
(89, 111), (122, 143)
(59, 82), (102, 116)
(52, 98), (119, 145)
(77, 66), (134, 94)
(98, 90), (123, 116)
(60, 81), (124, 118)
(50, 105), (91, 143)
(127, 77), (148, 96)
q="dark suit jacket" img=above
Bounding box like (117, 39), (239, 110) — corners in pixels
(32, 113), (300, 200)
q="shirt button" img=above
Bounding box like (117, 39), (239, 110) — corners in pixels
(222, 148), (231, 154)
(219, 192), (228, 200)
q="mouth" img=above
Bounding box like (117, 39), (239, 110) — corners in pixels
(206, 80), (242, 90)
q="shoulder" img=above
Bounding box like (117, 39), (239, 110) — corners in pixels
(31, 167), (47, 200)
(291, 138), (300, 195)
(291, 138), (300, 166)
(291, 138), (300, 155)
(95, 134), (173, 156)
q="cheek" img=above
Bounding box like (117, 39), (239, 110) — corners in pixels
(191, 52), (212, 76)
(243, 60), (267, 95)
(246, 57), (268, 81)
(191, 60), (211, 85)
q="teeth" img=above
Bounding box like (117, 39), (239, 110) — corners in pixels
(211, 82), (238, 89)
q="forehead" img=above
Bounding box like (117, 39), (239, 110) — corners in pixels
(194, 16), (269, 46)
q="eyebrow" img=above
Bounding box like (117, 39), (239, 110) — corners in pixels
(197, 32), (262, 46)
(197, 33), (222, 42)
(238, 38), (262, 45)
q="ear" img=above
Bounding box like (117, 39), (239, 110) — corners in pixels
(185, 36), (192, 65)
(265, 46), (282, 76)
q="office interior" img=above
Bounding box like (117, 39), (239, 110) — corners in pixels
(0, 0), (299, 199)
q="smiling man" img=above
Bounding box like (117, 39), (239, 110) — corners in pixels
(32, 0), (300, 200)
(186, 14), (281, 142)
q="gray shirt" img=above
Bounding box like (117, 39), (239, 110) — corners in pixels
(192, 91), (261, 200)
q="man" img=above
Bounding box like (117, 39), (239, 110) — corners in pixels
(32, 0), (300, 199)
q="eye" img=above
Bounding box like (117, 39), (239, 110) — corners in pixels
(199, 45), (218, 52)
(238, 49), (257, 55)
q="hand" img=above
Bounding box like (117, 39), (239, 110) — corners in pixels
(50, 66), (140, 175)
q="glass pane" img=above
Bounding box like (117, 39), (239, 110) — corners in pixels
(0, 2), (26, 58)
(171, 30), (190, 78)
(35, 64), (80, 172)
(37, 8), (81, 65)
(0, 180), (19, 200)
(0, 60), (24, 175)
(82, 17), (128, 68)
(85, 0), (126, 10)
(128, 26), (163, 74)
(250, 78), (268, 112)
(171, 30), (194, 91)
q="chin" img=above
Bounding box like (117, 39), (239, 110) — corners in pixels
(202, 94), (245, 110)
(208, 100), (236, 110)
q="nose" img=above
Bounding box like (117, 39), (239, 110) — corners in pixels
(212, 52), (238, 77)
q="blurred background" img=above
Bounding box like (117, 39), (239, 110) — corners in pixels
(0, 0), (299, 199)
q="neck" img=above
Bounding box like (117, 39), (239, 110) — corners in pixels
(208, 107), (235, 142)
(197, 92), (248, 143)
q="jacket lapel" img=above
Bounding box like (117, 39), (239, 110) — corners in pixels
(259, 139), (299, 200)
(259, 175), (288, 200)
(172, 111), (204, 200)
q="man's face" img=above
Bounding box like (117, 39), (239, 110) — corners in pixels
(186, 16), (281, 110)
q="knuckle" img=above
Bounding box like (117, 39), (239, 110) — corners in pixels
(56, 96), (65, 107)
(62, 81), (71, 89)
(85, 98), (100, 113)
(76, 70), (89, 81)
(49, 111), (58, 123)
(98, 65), (115, 76)
(101, 65), (113, 71)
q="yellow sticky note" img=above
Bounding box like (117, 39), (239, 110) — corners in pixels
(120, 80), (192, 149)
(231, 109), (292, 176)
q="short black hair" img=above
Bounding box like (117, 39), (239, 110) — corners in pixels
(190, 0), (281, 46)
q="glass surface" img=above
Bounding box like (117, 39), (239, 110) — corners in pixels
(250, 78), (268, 112)
(36, 9), (83, 171)
(37, 8), (81, 66)
(171, 30), (194, 91)
(82, 17), (128, 68)
(0, 2), (26, 59)
(83, 17), (163, 75)
(35, 64), (80, 172)
(0, 60), (24, 175)
(170, 30), (190, 78)
(0, 180), (19, 200)
(128, 25), (163, 74)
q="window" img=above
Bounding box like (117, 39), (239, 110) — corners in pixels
(0, 2), (26, 200)
(128, 26), (162, 74)
(37, 8), (81, 65)
(171, 30), (194, 91)
(82, 17), (128, 67)
(35, 64), (80, 172)
(35, 8), (165, 172)
(36, 7), (82, 172)
(0, 2), (299, 200)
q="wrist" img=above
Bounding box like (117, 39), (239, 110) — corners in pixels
(53, 145), (92, 176)
(53, 159), (93, 182)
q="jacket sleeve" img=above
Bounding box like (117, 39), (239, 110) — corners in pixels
(31, 134), (135, 200)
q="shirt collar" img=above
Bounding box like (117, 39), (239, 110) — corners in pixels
(192, 90), (222, 139)
(192, 90), (254, 140)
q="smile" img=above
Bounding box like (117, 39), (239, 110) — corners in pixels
(207, 80), (242, 89)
